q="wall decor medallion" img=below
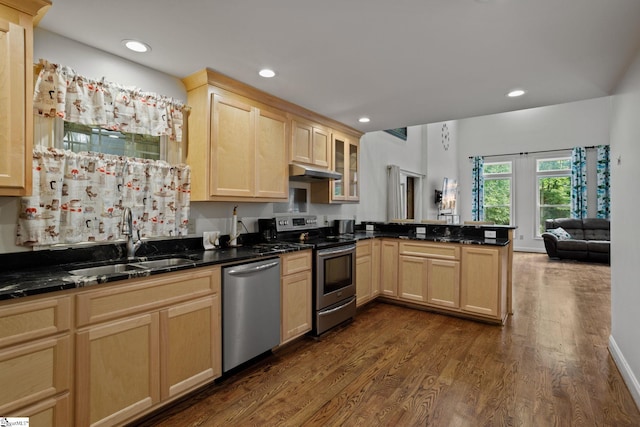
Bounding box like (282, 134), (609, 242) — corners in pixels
(441, 123), (450, 151)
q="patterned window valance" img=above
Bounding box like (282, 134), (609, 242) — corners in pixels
(33, 60), (189, 142)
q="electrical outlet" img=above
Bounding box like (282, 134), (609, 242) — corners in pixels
(484, 230), (497, 238)
(365, 224), (374, 231)
(416, 227), (426, 234)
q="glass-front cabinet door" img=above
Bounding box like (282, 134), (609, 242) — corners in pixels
(331, 133), (359, 202)
(333, 137), (346, 200)
(348, 141), (359, 200)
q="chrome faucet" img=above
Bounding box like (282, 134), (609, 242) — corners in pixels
(122, 207), (143, 259)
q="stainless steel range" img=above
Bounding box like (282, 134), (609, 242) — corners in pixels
(258, 215), (356, 335)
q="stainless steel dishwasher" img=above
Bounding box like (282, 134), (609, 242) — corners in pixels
(222, 257), (281, 373)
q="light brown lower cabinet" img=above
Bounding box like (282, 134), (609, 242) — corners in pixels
(76, 313), (160, 427)
(75, 267), (221, 426)
(356, 240), (373, 306)
(381, 240), (508, 324)
(161, 295), (220, 400)
(8, 394), (71, 427)
(426, 258), (460, 309)
(280, 251), (313, 344)
(380, 240), (399, 297)
(460, 245), (508, 321)
(0, 296), (72, 425)
(398, 255), (429, 303)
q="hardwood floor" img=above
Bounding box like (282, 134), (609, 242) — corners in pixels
(131, 253), (640, 426)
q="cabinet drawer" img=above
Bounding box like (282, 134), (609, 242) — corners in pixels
(7, 393), (70, 427)
(399, 242), (460, 260)
(0, 297), (71, 348)
(356, 240), (372, 257)
(0, 336), (71, 414)
(76, 267), (220, 327)
(281, 251), (312, 275)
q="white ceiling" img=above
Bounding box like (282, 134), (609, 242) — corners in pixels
(38, 0), (640, 133)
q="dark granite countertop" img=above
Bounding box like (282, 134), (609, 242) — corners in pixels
(0, 224), (512, 302)
(352, 231), (511, 246)
(0, 238), (311, 301)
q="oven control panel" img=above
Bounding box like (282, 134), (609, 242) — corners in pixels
(274, 215), (318, 232)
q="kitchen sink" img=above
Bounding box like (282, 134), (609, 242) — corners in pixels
(69, 263), (145, 276)
(67, 256), (197, 277)
(132, 257), (196, 269)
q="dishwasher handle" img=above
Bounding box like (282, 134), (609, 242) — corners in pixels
(226, 260), (280, 276)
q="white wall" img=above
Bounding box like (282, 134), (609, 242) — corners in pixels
(608, 46), (640, 408)
(356, 126), (426, 222)
(34, 29), (186, 99)
(456, 97), (611, 251)
(426, 121), (458, 220)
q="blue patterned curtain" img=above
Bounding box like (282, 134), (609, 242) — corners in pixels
(571, 147), (587, 219)
(596, 145), (610, 219)
(471, 156), (484, 221)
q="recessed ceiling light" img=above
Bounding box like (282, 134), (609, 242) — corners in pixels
(122, 39), (151, 53)
(358, 117), (371, 123)
(507, 89), (526, 98)
(259, 69), (276, 78)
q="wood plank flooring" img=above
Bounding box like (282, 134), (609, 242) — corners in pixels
(131, 253), (640, 426)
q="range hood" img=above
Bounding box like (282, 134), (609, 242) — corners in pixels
(289, 163), (342, 181)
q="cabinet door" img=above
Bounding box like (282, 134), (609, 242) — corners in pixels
(347, 140), (359, 200)
(76, 313), (160, 427)
(398, 255), (429, 303)
(427, 259), (460, 309)
(255, 107), (288, 199)
(460, 247), (500, 317)
(332, 136), (346, 200)
(161, 295), (220, 400)
(210, 94), (255, 197)
(281, 270), (312, 344)
(371, 239), (381, 297)
(356, 253), (372, 306)
(312, 126), (330, 168)
(380, 240), (399, 297)
(290, 117), (330, 168)
(0, 17), (30, 195)
(290, 119), (313, 165)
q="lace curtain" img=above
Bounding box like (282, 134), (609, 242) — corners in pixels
(32, 60), (187, 141)
(571, 147), (587, 219)
(471, 156), (484, 221)
(17, 147), (191, 246)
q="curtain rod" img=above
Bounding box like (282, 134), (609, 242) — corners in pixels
(468, 145), (599, 160)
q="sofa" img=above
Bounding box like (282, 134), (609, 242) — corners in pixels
(542, 218), (610, 263)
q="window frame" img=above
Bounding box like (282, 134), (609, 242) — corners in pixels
(482, 160), (513, 226)
(535, 155), (572, 237)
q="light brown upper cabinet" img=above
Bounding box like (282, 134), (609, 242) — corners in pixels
(0, 0), (50, 196)
(182, 69), (362, 202)
(311, 132), (360, 203)
(290, 116), (330, 168)
(183, 70), (288, 202)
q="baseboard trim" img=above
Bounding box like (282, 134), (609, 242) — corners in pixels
(609, 335), (640, 410)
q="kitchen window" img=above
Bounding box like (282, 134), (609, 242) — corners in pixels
(35, 117), (182, 163)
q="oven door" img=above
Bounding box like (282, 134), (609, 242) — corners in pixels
(315, 243), (356, 310)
